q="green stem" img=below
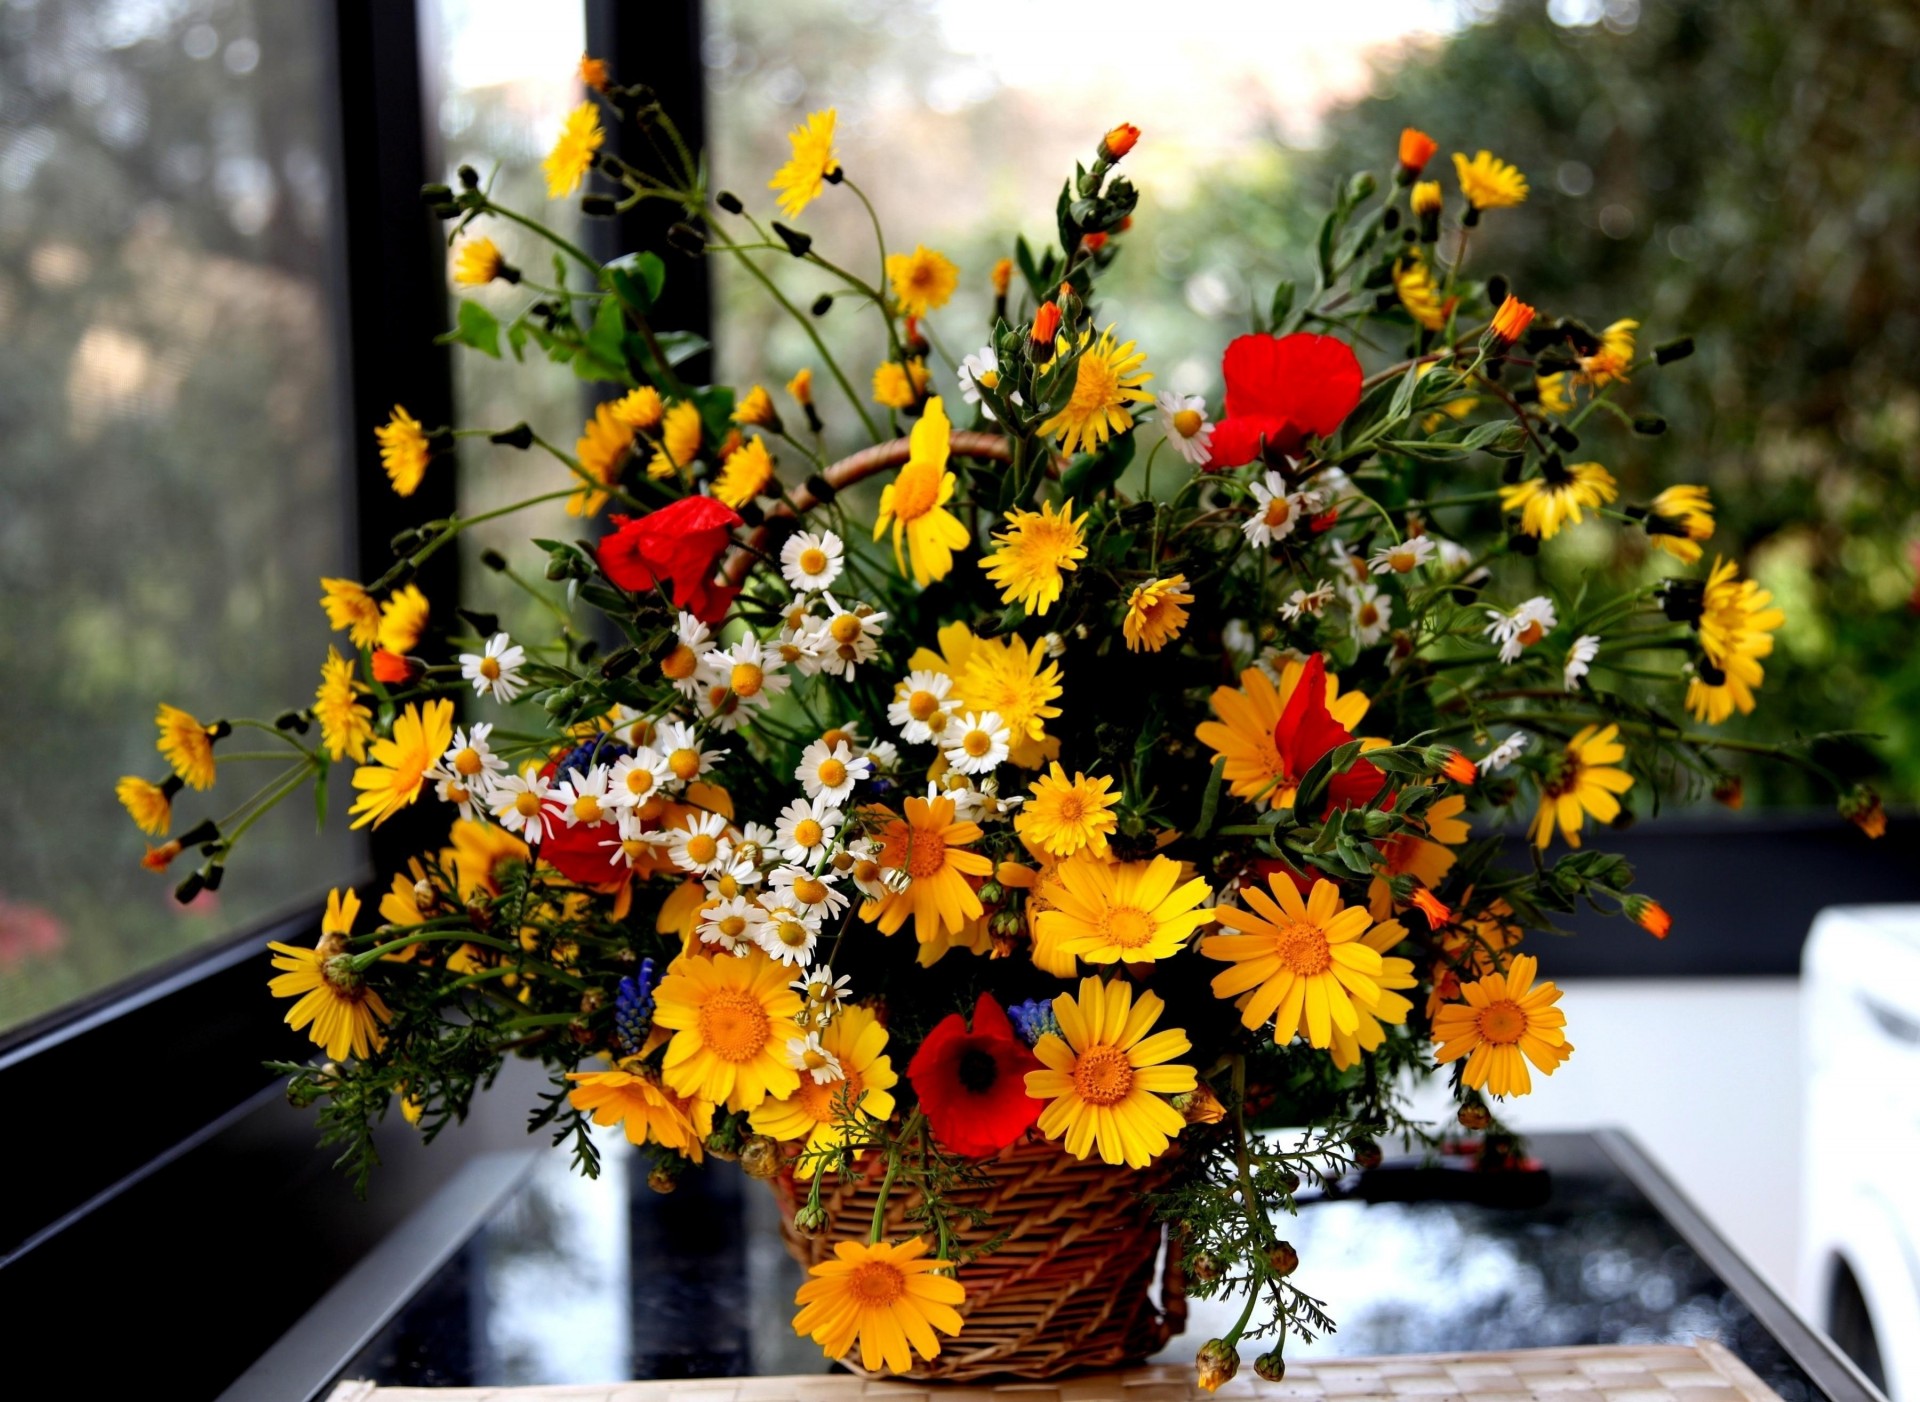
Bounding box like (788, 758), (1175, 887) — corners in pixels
(483, 201), (601, 273)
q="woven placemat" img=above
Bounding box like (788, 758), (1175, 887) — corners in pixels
(325, 1340), (1783, 1402)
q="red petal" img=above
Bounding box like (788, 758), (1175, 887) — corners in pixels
(1217, 332), (1362, 455)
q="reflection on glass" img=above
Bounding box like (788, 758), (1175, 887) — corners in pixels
(0, 0), (354, 1032)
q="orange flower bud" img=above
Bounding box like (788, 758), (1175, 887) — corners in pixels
(1030, 300), (1063, 345)
(1100, 122), (1140, 162)
(1410, 886), (1453, 928)
(1712, 773), (1744, 810)
(577, 54), (610, 94)
(1437, 748), (1478, 785)
(1841, 786), (1887, 839)
(1082, 231), (1109, 253)
(371, 649), (415, 685)
(1625, 895), (1672, 940)
(1398, 127), (1439, 174)
(142, 839), (184, 872)
(990, 257), (1013, 297)
(1489, 293), (1536, 344)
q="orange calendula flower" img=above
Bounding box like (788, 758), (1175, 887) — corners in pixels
(1431, 953), (1572, 1098)
(349, 698), (455, 830)
(1624, 894), (1671, 940)
(1014, 764), (1119, 859)
(1025, 975), (1196, 1167)
(860, 794), (993, 943)
(572, 398), (637, 515)
(1038, 853), (1214, 965)
(652, 947), (804, 1111)
(1030, 301), (1063, 346)
(791, 1237), (965, 1375)
(885, 244), (959, 318)
(1489, 294), (1536, 344)
(1398, 127), (1439, 174)
(577, 53), (610, 93)
(320, 577), (383, 648)
(567, 1060), (713, 1158)
(376, 404), (432, 496)
(990, 257), (1013, 297)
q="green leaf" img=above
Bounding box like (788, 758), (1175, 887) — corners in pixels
(1269, 279), (1296, 333)
(575, 296), (629, 381)
(604, 251), (666, 312)
(436, 298), (501, 358)
(1191, 756), (1228, 839)
(1060, 429), (1135, 498)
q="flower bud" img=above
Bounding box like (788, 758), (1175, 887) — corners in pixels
(274, 708), (311, 734)
(1350, 1136), (1383, 1170)
(715, 190), (744, 215)
(489, 422), (535, 450)
(739, 1133), (781, 1180)
(990, 256), (1013, 298)
(1633, 414), (1668, 435)
(1029, 301), (1063, 353)
(1431, 746), (1477, 785)
(771, 222), (811, 257)
(1410, 179), (1443, 216)
(1488, 294), (1536, 346)
(792, 1200), (829, 1237)
(1255, 1351), (1287, 1382)
(647, 1163), (679, 1194)
(1458, 1101), (1492, 1131)
(1397, 127), (1438, 179)
(371, 649), (417, 685)
(1624, 893), (1672, 940)
(1099, 122), (1140, 162)
(810, 293), (834, 317)
(1187, 1251), (1223, 1285)
(1655, 336), (1695, 365)
(1195, 1339), (1239, 1393)
(1712, 773), (1744, 810)
(1267, 1241), (1300, 1276)
(1840, 785), (1887, 840)
(1174, 1084), (1226, 1125)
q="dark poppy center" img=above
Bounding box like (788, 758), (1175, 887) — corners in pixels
(957, 1046), (999, 1094)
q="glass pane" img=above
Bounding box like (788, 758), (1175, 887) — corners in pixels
(0, 0), (355, 1032)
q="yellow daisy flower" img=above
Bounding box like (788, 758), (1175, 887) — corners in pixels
(571, 399), (637, 515)
(955, 633), (1062, 769)
(1431, 953), (1572, 1097)
(116, 775), (175, 836)
(731, 384), (780, 430)
(871, 358), (929, 411)
(1393, 255), (1449, 330)
(611, 384), (665, 432)
(653, 948), (805, 1111)
(861, 794), (993, 943)
(791, 1237), (965, 1375)
(377, 583), (430, 655)
(1534, 372), (1574, 416)
(267, 888), (392, 1062)
(349, 698), (455, 830)
(1328, 919), (1416, 1072)
(1201, 874), (1392, 1050)
(874, 396), (970, 585)
(315, 646), (374, 763)
(375, 404), (432, 497)
(442, 816), (531, 901)
(567, 1059), (714, 1159)
(1038, 325), (1152, 457)
(1024, 975), (1197, 1168)
(1195, 662), (1371, 810)
(1687, 556), (1784, 724)
(885, 244), (959, 318)
(750, 1004), (897, 1175)
(543, 101), (604, 199)
(320, 577), (383, 649)
(714, 435), (775, 509)
(1581, 319), (1638, 386)
(156, 703), (219, 790)
(1038, 853), (1214, 964)
(980, 498), (1088, 615)
(452, 236), (506, 287)
(1366, 791), (1470, 919)
(769, 108), (839, 220)
(1500, 460), (1617, 539)
(647, 399), (703, 482)
(1645, 484), (1714, 563)
(1452, 150), (1528, 210)
(1529, 723), (1634, 849)
(1123, 574), (1193, 653)
(1014, 764), (1118, 859)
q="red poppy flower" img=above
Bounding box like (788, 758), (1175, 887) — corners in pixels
(1274, 652), (1385, 813)
(531, 757), (626, 888)
(597, 496), (742, 624)
(1205, 332), (1363, 471)
(907, 991), (1042, 1159)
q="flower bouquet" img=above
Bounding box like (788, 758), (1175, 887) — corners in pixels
(118, 64), (1877, 1390)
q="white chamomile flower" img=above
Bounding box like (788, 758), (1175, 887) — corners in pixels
(1280, 583), (1337, 623)
(753, 898), (822, 967)
(792, 965), (852, 1016)
(1157, 390), (1213, 466)
(796, 738), (871, 805)
(460, 632), (527, 703)
(491, 767), (558, 844)
(814, 595), (888, 678)
(432, 772), (486, 821)
(1243, 472), (1315, 548)
(1485, 596), (1559, 664)
(1564, 634), (1602, 691)
(1222, 619), (1256, 661)
(775, 796), (841, 865)
(770, 864), (851, 920)
(773, 616), (830, 677)
(606, 748), (673, 809)
(786, 1032), (845, 1084)
(1369, 535), (1437, 576)
(780, 529), (845, 593)
(431, 725), (505, 819)
(659, 613), (711, 697)
(668, 811), (734, 875)
(1430, 537), (1484, 582)
(944, 711), (1011, 775)
(550, 764), (616, 828)
(861, 738), (901, 773)
(728, 822), (777, 872)
(958, 347), (1023, 423)
(702, 852), (762, 902)
(601, 812), (671, 870)
(696, 636), (789, 730)
(1345, 582), (1393, 646)
(654, 720), (727, 788)
(1326, 538), (1372, 586)
(840, 837), (890, 901)
(887, 669), (960, 745)
(698, 894), (758, 956)
(1481, 731), (1531, 773)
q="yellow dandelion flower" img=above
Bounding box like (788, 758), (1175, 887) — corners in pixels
(980, 498), (1088, 616)
(732, 384), (780, 430)
(453, 236), (506, 286)
(1393, 255), (1450, 331)
(1529, 723), (1634, 849)
(750, 1005), (897, 1174)
(1014, 764), (1118, 859)
(1581, 319), (1638, 387)
(1038, 325), (1153, 457)
(652, 948), (805, 1111)
(567, 1060), (714, 1159)
(267, 888), (393, 1062)
(315, 646), (374, 763)
(1646, 484), (1714, 563)
(769, 108), (839, 220)
(376, 582), (430, 655)
(116, 775), (175, 836)
(156, 703), (219, 790)
(714, 435), (775, 509)
(861, 794), (993, 943)
(1453, 150), (1528, 210)
(320, 577), (383, 649)
(543, 101), (604, 199)
(375, 404), (432, 497)
(1534, 372), (1574, 416)
(1500, 460), (1617, 539)
(1123, 574), (1193, 653)
(787, 367), (814, 406)
(1025, 975), (1196, 1168)
(571, 399), (637, 516)
(1328, 919), (1417, 1072)
(1201, 874), (1394, 1049)
(1410, 179), (1444, 216)
(611, 384), (665, 432)
(871, 358), (929, 411)
(577, 53), (610, 93)
(1038, 853), (1214, 964)
(874, 396), (970, 585)
(349, 698), (455, 830)
(647, 399), (703, 482)
(956, 632), (1062, 769)
(885, 244), (959, 318)
(1431, 953), (1572, 1097)
(791, 1237), (965, 1375)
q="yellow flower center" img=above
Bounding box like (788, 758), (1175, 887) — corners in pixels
(1071, 1044), (1134, 1106)
(1051, 792), (1087, 822)
(453, 747), (484, 777)
(625, 767), (656, 796)
(513, 791), (544, 818)
(797, 1067), (865, 1122)
(963, 729), (995, 758)
(479, 657), (502, 680)
(1263, 498), (1292, 528)
(829, 615), (864, 645)
(1173, 408), (1203, 438)
(1389, 548), (1418, 574)
(621, 838), (651, 862)
(1358, 602), (1381, 628)
(925, 710), (952, 736)
(845, 1258), (906, 1307)
(853, 858), (882, 886)
(697, 988), (771, 1063)
(731, 662), (765, 697)
(573, 795), (603, 823)
(712, 873), (743, 900)
(798, 546), (829, 575)
(889, 461), (941, 522)
(685, 833), (719, 865)
(1069, 352), (1122, 414)
(717, 914), (748, 938)
(816, 758), (848, 789)
(792, 875), (829, 905)
(446, 783), (471, 806)
(1102, 906), (1154, 949)
(908, 690), (942, 722)
(775, 917), (811, 949)
(792, 818), (824, 849)
(669, 747), (702, 780)
(1277, 919), (1332, 975)
(1516, 620), (1545, 647)
(662, 643), (698, 680)
(903, 828), (949, 879)
(1477, 999), (1528, 1045)
(978, 368), (1000, 389)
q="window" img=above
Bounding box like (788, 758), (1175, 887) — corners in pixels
(0, 0), (356, 1033)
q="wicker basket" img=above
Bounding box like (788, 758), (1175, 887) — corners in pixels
(773, 1136), (1186, 1383)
